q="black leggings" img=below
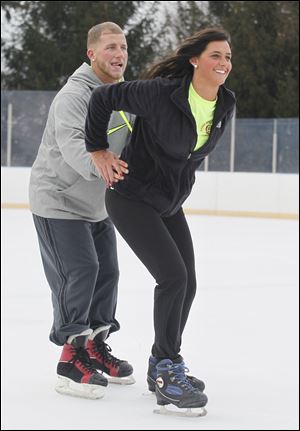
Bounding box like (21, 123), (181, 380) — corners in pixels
(105, 189), (197, 360)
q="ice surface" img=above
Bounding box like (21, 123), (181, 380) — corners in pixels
(1, 209), (299, 430)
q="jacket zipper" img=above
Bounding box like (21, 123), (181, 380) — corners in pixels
(187, 111), (228, 161)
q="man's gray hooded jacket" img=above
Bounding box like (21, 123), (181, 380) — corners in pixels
(29, 62), (133, 221)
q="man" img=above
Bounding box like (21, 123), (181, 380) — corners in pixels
(29, 22), (133, 400)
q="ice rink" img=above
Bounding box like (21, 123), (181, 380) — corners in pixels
(1, 209), (299, 430)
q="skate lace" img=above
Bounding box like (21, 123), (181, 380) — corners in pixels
(171, 363), (199, 393)
(70, 347), (97, 374)
(95, 342), (122, 367)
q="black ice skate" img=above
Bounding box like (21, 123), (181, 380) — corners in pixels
(55, 331), (108, 399)
(154, 359), (208, 417)
(147, 355), (205, 393)
(87, 326), (135, 385)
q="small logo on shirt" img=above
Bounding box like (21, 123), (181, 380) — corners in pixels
(201, 121), (212, 136)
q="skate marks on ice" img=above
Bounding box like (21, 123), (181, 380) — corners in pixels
(2, 211), (298, 429)
(142, 390), (155, 397)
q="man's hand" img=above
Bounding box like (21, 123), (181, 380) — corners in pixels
(91, 150), (129, 187)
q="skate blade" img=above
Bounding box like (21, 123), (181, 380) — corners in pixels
(153, 405), (207, 417)
(105, 374), (136, 385)
(55, 376), (106, 399)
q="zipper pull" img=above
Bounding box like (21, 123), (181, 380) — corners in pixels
(187, 153), (192, 160)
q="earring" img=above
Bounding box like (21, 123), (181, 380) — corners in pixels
(193, 64), (198, 69)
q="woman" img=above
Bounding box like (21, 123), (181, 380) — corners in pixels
(85, 27), (235, 413)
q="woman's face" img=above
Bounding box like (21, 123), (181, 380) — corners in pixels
(191, 40), (232, 86)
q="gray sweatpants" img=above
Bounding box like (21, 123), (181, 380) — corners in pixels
(33, 215), (120, 345)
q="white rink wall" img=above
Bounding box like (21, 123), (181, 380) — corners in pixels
(184, 171), (299, 218)
(1, 167), (32, 205)
(1, 167), (299, 218)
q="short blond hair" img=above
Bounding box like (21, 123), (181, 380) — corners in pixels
(87, 22), (123, 48)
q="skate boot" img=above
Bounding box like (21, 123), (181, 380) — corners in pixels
(87, 325), (135, 385)
(55, 330), (108, 399)
(154, 359), (208, 417)
(147, 355), (205, 393)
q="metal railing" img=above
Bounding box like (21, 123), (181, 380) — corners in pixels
(1, 91), (299, 173)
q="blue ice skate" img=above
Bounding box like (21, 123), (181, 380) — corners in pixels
(147, 355), (205, 392)
(154, 359), (208, 417)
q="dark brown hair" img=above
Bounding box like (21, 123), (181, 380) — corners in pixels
(143, 27), (231, 79)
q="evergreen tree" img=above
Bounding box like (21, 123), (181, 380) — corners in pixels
(208, 1), (299, 117)
(2, 1), (298, 117)
(1, 1), (160, 89)
(175, 1), (209, 42)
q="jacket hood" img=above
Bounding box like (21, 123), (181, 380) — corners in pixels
(68, 62), (102, 89)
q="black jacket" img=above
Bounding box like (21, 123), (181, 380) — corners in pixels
(85, 74), (236, 217)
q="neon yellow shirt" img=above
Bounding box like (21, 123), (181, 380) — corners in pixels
(188, 83), (217, 151)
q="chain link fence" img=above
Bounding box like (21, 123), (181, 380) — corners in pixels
(1, 91), (299, 173)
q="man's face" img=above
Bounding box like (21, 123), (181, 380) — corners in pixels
(89, 32), (128, 83)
